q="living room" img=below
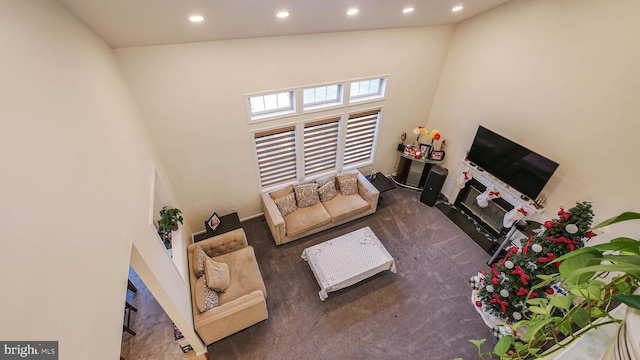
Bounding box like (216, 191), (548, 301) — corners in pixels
(3, 0), (639, 359)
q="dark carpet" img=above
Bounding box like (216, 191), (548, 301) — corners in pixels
(207, 186), (497, 360)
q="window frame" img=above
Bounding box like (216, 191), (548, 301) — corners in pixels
(342, 108), (382, 170)
(246, 89), (297, 123)
(347, 77), (388, 105)
(301, 82), (345, 113)
(302, 116), (342, 177)
(252, 107), (383, 191)
(252, 124), (298, 189)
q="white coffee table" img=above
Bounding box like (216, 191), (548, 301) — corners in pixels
(301, 227), (396, 301)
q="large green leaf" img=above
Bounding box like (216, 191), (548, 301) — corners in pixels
(557, 320), (572, 336)
(571, 307), (590, 328)
(513, 341), (527, 356)
(525, 317), (561, 341)
(590, 307), (608, 319)
(537, 273), (562, 283)
(599, 254), (640, 266)
(591, 238), (640, 254)
(567, 280), (605, 301)
(556, 247), (601, 262)
(468, 339), (486, 347)
(559, 252), (600, 284)
(564, 264), (640, 280)
(493, 335), (513, 356)
(548, 294), (576, 310)
(592, 212), (640, 230)
(529, 306), (548, 315)
(614, 294), (640, 309)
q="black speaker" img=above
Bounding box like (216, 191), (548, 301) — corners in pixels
(420, 166), (448, 206)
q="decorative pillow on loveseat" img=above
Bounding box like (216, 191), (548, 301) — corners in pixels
(315, 175), (336, 187)
(204, 257), (230, 292)
(269, 185), (293, 200)
(294, 183), (320, 208)
(337, 173), (358, 196)
(274, 192), (298, 216)
(192, 246), (208, 278)
(195, 276), (219, 313)
(317, 180), (337, 202)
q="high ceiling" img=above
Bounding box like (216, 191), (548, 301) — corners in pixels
(56, 0), (512, 48)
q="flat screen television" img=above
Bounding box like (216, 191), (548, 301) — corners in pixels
(467, 126), (559, 200)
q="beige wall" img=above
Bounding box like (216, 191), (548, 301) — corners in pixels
(0, 1), (203, 358)
(427, 0), (640, 231)
(115, 26), (454, 230)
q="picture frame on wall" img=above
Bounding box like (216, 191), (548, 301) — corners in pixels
(429, 150), (445, 161)
(207, 212), (221, 231)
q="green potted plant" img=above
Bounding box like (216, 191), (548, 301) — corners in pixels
(466, 211), (640, 359)
(158, 206), (183, 234)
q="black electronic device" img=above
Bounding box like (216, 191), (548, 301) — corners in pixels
(420, 166), (448, 207)
(466, 126), (559, 200)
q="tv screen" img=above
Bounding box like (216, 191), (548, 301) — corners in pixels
(467, 126), (559, 200)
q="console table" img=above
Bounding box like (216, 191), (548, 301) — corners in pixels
(193, 212), (242, 242)
(393, 151), (443, 190)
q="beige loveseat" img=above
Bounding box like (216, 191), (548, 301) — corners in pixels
(261, 169), (379, 245)
(187, 229), (268, 345)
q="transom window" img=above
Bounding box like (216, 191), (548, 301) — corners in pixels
(302, 83), (344, 111)
(248, 90), (296, 121)
(349, 77), (387, 103)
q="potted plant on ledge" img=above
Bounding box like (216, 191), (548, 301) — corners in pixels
(158, 206), (183, 234)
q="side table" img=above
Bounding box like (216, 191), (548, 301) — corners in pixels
(394, 151), (443, 190)
(365, 172), (396, 193)
(193, 212), (242, 243)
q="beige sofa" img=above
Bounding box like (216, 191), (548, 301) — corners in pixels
(187, 229), (268, 345)
(261, 169), (379, 245)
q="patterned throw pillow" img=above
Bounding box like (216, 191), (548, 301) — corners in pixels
(338, 177), (358, 196)
(192, 246), (208, 278)
(318, 180), (337, 202)
(204, 257), (230, 292)
(195, 276), (219, 313)
(274, 192), (298, 216)
(269, 185), (293, 200)
(294, 183), (320, 208)
(315, 175), (335, 187)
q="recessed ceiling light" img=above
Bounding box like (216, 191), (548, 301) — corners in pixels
(277, 11), (289, 18)
(403, 7), (415, 14)
(452, 6), (464, 12)
(189, 15), (204, 22)
(347, 8), (359, 16)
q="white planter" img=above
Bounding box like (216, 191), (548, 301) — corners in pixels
(601, 305), (640, 360)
